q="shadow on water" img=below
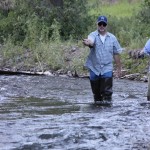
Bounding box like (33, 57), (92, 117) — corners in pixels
(1, 75), (150, 150)
(0, 97), (81, 116)
(0, 96), (112, 117)
(0, 96), (112, 150)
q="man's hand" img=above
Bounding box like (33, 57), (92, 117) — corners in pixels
(113, 54), (122, 78)
(116, 68), (122, 78)
(139, 49), (145, 58)
(83, 39), (93, 48)
(128, 49), (145, 59)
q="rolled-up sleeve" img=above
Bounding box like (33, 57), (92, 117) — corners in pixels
(113, 37), (122, 54)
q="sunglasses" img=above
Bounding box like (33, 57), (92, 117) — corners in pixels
(98, 22), (107, 27)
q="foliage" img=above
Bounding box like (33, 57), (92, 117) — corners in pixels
(0, 0), (150, 75)
(90, 0), (141, 18)
(0, 0), (92, 45)
(0, 37), (24, 67)
(133, 0), (150, 38)
(59, 0), (93, 40)
(50, 19), (61, 42)
(121, 50), (149, 74)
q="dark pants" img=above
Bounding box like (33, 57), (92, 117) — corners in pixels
(89, 70), (113, 102)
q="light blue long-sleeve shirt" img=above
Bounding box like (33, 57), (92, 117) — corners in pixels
(144, 39), (150, 55)
(85, 30), (122, 75)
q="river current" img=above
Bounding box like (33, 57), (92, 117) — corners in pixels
(0, 75), (150, 150)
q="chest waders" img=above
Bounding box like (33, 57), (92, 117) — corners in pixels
(90, 77), (113, 103)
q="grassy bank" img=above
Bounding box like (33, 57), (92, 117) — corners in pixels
(0, 39), (88, 75)
(0, 0), (149, 76)
(89, 0), (141, 18)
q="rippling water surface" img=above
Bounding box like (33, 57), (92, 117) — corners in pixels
(0, 75), (150, 150)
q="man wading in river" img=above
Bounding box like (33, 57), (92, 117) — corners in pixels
(139, 39), (150, 101)
(83, 15), (122, 104)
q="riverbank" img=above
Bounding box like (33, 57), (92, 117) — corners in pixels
(0, 43), (148, 82)
(0, 67), (148, 83)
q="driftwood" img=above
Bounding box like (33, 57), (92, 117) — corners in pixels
(0, 70), (44, 76)
(121, 73), (140, 79)
(0, 69), (56, 76)
(0, 69), (84, 78)
(0, 68), (148, 82)
(121, 73), (148, 82)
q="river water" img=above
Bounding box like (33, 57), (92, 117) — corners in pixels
(0, 75), (150, 150)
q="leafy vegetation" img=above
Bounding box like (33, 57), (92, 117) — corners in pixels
(0, 0), (150, 75)
(90, 0), (141, 18)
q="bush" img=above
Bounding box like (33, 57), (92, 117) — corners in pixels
(0, 0), (92, 45)
(134, 0), (150, 38)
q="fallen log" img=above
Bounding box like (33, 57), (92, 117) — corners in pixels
(0, 70), (44, 76)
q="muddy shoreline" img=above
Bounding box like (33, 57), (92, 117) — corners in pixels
(0, 68), (148, 82)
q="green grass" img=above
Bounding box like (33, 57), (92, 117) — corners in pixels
(89, 0), (141, 18)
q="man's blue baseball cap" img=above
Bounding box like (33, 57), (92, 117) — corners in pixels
(97, 16), (107, 24)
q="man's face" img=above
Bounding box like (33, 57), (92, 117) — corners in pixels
(97, 21), (107, 33)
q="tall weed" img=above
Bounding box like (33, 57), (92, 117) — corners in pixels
(23, 13), (41, 48)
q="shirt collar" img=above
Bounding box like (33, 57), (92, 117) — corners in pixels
(96, 30), (110, 37)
